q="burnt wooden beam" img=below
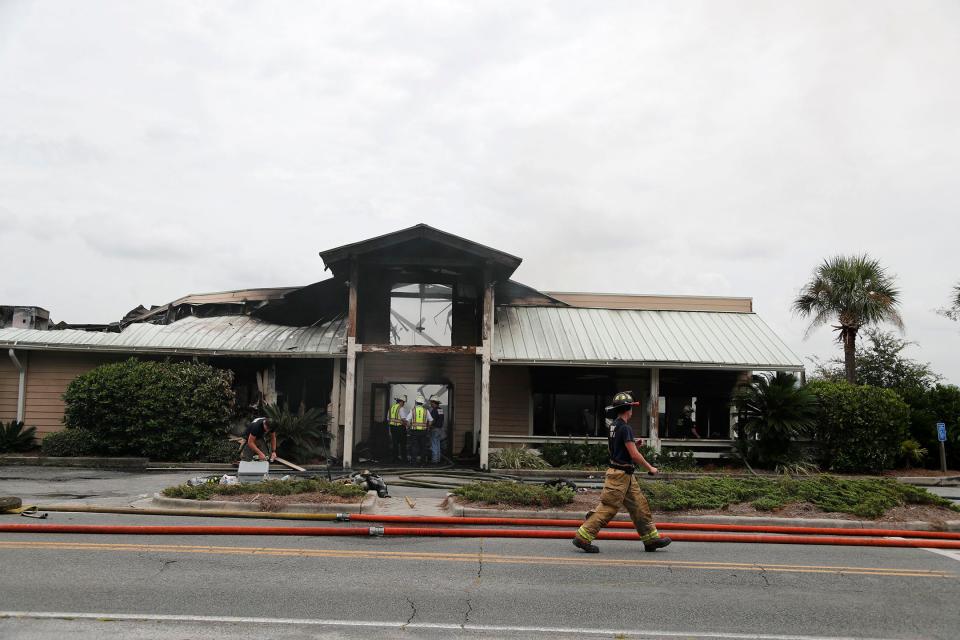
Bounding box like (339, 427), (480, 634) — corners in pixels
(347, 258), (358, 339)
(359, 344), (478, 355)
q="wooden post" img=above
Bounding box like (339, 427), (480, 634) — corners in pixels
(341, 257), (360, 469)
(342, 340), (357, 469)
(347, 258), (359, 340)
(649, 368), (661, 453)
(329, 357), (342, 460)
(479, 279), (494, 470)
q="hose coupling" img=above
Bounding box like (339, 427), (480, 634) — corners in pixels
(335, 513), (351, 522)
(369, 526), (384, 537)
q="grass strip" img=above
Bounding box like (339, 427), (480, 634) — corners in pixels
(453, 476), (958, 519)
(162, 478), (367, 501)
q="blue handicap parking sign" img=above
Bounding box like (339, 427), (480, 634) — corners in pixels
(937, 422), (947, 442)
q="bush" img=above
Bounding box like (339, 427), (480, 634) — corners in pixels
(162, 478), (367, 501)
(542, 441), (608, 468)
(62, 358), (235, 461)
(904, 384), (960, 469)
(41, 428), (98, 457)
(263, 403), (330, 462)
(452, 481), (575, 507)
(0, 420), (37, 453)
(658, 448), (698, 471)
(807, 381), (910, 472)
(734, 372), (818, 469)
(489, 447), (552, 469)
(641, 475), (957, 519)
(188, 438), (240, 463)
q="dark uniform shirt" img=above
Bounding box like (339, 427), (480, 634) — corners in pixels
(607, 417), (635, 473)
(429, 406), (444, 430)
(244, 418), (268, 440)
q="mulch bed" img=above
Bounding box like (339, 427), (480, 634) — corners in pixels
(454, 491), (960, 524)
(210, 492), (365, 512)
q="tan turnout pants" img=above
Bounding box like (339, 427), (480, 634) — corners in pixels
(576, 468), (661, 543)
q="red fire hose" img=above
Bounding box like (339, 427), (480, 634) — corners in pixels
(2, 522), (960, 549)
(342, 514), (960, 541)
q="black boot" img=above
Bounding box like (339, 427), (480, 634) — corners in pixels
(572, 536), (599, 554)
(643, 536), (672, 552)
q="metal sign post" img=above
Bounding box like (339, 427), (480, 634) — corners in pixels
(937, 422), (947, 473)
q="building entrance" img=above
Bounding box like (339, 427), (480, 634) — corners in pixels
(371, 382), (452, 466)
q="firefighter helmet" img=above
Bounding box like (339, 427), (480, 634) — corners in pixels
(606, 391), (640, 415)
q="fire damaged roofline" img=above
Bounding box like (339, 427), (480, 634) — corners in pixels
(319, 223), (523, 279)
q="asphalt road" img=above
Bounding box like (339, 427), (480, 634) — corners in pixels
(1, 511), (958, 640)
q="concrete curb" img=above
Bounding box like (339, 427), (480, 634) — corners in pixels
(445, 501), (960, 532)
(151, 491), (377, 514)
(0, 455), (148, 469)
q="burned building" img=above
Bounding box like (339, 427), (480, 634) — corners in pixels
(0, 224), (803, 468)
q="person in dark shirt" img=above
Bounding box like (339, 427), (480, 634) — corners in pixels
(428, 397), (445, 464)
(240, 417), (277, 462)
(572, 391), (672, 554)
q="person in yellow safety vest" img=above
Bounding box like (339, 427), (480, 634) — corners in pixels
(407, 395), (433, 465)
(387, 395), (410, 463)
(572, 391), (672, 554)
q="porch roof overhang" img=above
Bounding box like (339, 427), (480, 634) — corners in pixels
(0, 315), (346, 359)
(493, 306), (804, 371)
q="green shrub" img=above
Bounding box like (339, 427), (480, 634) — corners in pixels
(41, 429), (98, 457)
(807, 381), (910, 472)
(263, 403), (330, 462)
(0, 420), (37, 453)
(62, 358), (235, 461)
(904, 384), (960, 469)
(542, 441), (607, 467)
(639, 475), (956, 519)
(162, 478), (367, 501)
(452, 481), (575, 507)
(734, 372), (818, 468)
(489, 447), (552, 469)
(188, 438), (239, 463)
(658, 448), (698, 471)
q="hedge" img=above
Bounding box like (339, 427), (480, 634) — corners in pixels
(62, 358), (235, 461)
(807, 381), (910, 472)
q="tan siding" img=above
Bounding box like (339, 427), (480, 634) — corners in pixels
(489, 365), (530, 437)
(0, 359), (19, 422)
(358, 353), (476, 454)
(22, 352), (117, 435)
(545, 293), (752, 313)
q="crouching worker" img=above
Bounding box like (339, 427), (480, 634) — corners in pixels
(572, 391), (672, 554)
(240, 417), (277, 462)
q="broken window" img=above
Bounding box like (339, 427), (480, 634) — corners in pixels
(389, 283), (453, 346)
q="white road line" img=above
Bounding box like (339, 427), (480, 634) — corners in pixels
(924, 547), (960, 563)
(0, 611), (900, 640)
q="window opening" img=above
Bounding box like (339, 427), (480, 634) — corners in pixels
(390, 283), (453, 346)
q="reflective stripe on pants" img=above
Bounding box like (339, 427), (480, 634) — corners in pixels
(576, 468), (659, 543)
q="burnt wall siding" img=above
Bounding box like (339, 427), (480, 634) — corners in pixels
(21, 352), (116, 436)
(490, 365), (530, 437)
(358, 353), (476, 453)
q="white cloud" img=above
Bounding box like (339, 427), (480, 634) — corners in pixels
(0, 0), (958, 379)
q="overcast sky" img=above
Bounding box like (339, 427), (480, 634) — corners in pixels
(1, 1), (958, 381)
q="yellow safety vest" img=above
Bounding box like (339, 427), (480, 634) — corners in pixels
(411, 406), (428, 430)
(388, 403), (403, 427)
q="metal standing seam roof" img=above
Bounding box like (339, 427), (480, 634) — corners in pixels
(0, 315), (347, 358)
(494, 306), (803, 370)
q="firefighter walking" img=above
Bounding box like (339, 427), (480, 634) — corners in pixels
(572, 391), (672, 553)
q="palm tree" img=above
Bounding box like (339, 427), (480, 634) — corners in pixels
(953, 282), (960, 313)
(793, 255), (903, 384)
